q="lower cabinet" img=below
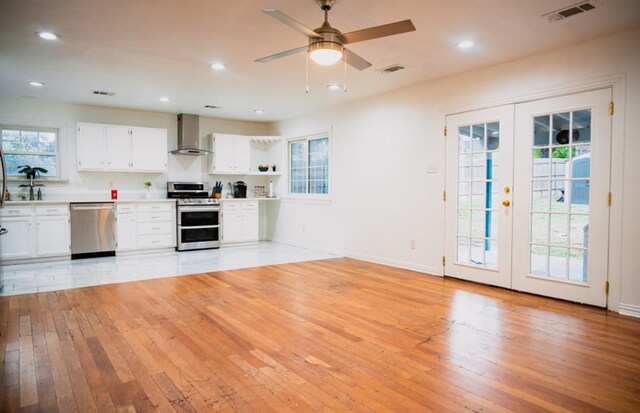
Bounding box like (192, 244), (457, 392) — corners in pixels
(0, 204), (70, 261)
(0, 216), (35, 260)
(116, 202), (176, 252)
(36, 215), (71, 256)
(222, 201), (259, 244)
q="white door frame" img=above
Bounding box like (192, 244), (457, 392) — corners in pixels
(442, 75), (625, 311)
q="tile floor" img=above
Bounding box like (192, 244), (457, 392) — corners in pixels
(0, 242), (338, 296)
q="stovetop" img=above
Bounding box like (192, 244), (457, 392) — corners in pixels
(176, 198), (220, 206)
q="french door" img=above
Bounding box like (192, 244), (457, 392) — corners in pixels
(445, 89), (612, 307)
(444, 105), (514, 289)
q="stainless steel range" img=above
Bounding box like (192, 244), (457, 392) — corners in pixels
(168, 182), (221, 251)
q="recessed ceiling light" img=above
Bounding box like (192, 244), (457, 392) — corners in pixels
(458, 40), (474, 49)
(29, 81), (44, 87)
(159, 97), (170, 102)
(253, 109), (265, 114)
(37, 32), (60, 41)
(326, 84), (341, 91)
(209, 62), (226, 71)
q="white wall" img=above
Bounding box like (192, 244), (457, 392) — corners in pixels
(0, 97), (270, 200)
(270, 28), (640, 311)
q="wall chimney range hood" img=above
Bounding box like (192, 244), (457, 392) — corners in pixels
(170, 113), (213, 156)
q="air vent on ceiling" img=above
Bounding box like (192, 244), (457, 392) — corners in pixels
(204, 105), (221, 109)
(92, 90), (115, 96)
(543, 1), (598, 22)
(377, 64), (406, 74)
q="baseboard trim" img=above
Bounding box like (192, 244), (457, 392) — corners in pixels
(346, 252), (442, 277)
(618, 303), (640, 318)
(268, 237), (344, 257)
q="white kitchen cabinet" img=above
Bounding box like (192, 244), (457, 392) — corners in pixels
(35, 205), (70, 257)
(106, 125), (132, 171)
(36, 215), (70, 257)
(131, 127), (168, 172)
(0, 216), (35, 260)
(77, 122), (167, 173)
(222, 201), (259, 244)
(209, 134), (251, 174)
(116, 213), (138, 251)
(77, 122), (107, 170)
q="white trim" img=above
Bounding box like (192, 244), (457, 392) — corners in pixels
(268, 237), (343, 257)
(618, 303), (640, 318)
(346, 252), (442, 277)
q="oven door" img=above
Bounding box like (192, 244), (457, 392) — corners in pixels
(178, 206), (220, 227)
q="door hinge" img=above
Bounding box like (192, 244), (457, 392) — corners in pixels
(442, 256), (446, 266)
(442, 191), (446, 202)
(444, 126), (447, 137)
(609, 101), (614, 115)
(608, 192), (612, 206)
(605, 281), (610, 294)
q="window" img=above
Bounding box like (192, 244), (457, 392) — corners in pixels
(1, 126), (59, 177)
(289, 135), (330, 196)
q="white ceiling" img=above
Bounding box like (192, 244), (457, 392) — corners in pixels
(1, 0), (639, 122)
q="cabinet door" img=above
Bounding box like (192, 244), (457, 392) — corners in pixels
(213, 135), (236, 173)
(131, 127), (168, 172)
(242, 208), (259, 242)
(106, 125), (132, 171)
(222, 210), (243, 243)
(36, 216), (70, 257)
(77, 123), (106, 170)
(116, 213), (137, 251)
(234, 136), (252, 173)
(0, 217), (35, 260)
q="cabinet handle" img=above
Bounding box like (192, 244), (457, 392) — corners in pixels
(152, 227), (160, 230)
(47, 209), (58, 212)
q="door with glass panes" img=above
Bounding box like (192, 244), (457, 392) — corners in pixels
(445, 105), (514, 288)
(512, 89), (611, 307)
(445, 89), (611, 307)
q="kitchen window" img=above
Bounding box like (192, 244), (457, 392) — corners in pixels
(1, 125), (59, 178)
(289, 135), (330, 196)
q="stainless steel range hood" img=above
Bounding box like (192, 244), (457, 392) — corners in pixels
(170, 114), (213, 156)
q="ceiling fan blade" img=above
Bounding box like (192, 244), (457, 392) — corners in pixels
(342, 19), (416, 44)
(255, 46), (308, 63)
(262, 9), (321, 38)
(343, 48), (372, 71)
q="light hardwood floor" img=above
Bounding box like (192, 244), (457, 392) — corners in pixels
(1, 258), (639, 412)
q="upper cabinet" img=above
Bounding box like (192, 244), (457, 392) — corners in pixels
(208, 134), (282, 175)
(77, 122), (168, 173)
(209, 134), (251, 174)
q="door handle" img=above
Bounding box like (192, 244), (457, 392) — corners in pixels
(502, 200), (511, 207)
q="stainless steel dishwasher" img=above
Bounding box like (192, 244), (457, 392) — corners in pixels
(70, 202), (116, 259)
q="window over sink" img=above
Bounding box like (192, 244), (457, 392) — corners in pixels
(1, 125), (60, 178)
(289, 134), (330, 196)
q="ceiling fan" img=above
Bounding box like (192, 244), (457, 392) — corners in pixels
(255, 0), (416, 70)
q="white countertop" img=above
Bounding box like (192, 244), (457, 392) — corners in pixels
(220, 197), (280, 202)
(5, 199), (177, 206)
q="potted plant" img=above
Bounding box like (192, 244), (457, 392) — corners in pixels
(143, 181), (152, 199)
(17, 165), (48, 185)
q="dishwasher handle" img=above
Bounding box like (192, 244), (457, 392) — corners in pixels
(71, 205), (114, 211)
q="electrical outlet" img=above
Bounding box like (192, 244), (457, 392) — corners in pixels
(410, 239), (416, 249)
(426, 164), (438, 174)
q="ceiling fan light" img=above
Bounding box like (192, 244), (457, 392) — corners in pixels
(309, 42), (343, 65)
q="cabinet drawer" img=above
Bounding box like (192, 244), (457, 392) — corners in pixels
(242, 201), (259, 210)
(0, 206), (32, 217)
(138, 234), (174, 249)
(116, 203), (136, 213)
(137, 212), (173, 222)
(35, 205), (69, 216)
(137, 203), (173, 212)
(138, 221), (173, 235)
(222, 202), (241, 210)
